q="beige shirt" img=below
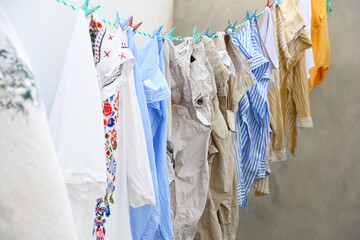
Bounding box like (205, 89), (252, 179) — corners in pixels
(279, 1), (313, 155)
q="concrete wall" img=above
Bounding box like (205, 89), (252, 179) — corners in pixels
(0, 0), (173, 115)
(173, 0), (360, 239)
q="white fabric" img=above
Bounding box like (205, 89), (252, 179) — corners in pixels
(218, 50), (237, 78)
(0, 7), (77, 240)
(93, 26), (155, 240)
(49, 10), (106, 239)
(260, 7), (279, 90)
(95, 27), (155, 207)
(297, 0), (315, 78)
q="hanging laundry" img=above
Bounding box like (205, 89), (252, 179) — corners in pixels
(266, 5), (286, 163)
(127, 26), (159, 240)
(257, 7), (279, 91)
(297, 0), (316, 79)
(90, 15), (155, 240)
(232, 18), (270, 211)
(251, 7), (280, 196)
(0, 6), (77, 240)
(136, 35), (173, 239)
(309, 0), (331, 92)
(49, 10), (107, 240)
(279, 0), (313, 155)
(196, 34), (246, 240)
(166, 37), (212, 240)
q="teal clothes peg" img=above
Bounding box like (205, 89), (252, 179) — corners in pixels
(205, 27), (216, 38)
(166, 27), (176, 37)
(327, 0), (332, 13)
(192, 26), (204, 43)
(164, 27), (182, 41)
(225, 20), (237, 34)
(169, 36), (182, 41)
(228, 20), (238, 31)
(82, 0), (100, 17)
(116, 12), (132, 30)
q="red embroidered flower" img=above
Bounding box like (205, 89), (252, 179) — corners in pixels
(90, 21), (96, 28)
(104, 119), (108, 126)
(103, 102), (112, 117)
(97, 22), (103, 28)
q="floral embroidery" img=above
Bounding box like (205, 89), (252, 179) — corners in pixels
(0, 39), (40, 115)
(107, 117), (115, 127)
(103, 102), (112, 117)
(93, 92), (119, 240)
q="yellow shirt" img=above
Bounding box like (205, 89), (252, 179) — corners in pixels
(309, 0), (331, 92)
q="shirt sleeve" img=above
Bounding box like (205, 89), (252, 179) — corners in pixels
(120, 71), (156, 208)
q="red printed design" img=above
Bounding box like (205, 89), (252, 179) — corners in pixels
(93, 93), (119, 240)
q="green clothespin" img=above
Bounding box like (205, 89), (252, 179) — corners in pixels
(166, 27), (182, 41)
(327, 0), (332, 13)
(169, 36), (182, 41)
(225, 19), (238, 33)
(82, 0), (101, 17)
(192, 26), (204, 43)
(166, 27), (177, 37)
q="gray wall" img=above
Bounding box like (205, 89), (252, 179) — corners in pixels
(174, 0), (360, 239)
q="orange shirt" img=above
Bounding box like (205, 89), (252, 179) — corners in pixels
(309, 0), (331, 92)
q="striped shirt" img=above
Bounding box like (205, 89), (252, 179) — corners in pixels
(232, 19), (271, 211)
(278, 2), (313, 155)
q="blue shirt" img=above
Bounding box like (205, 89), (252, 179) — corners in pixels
(127, 27), (159, 240)
(137, 36), (173, 239)
(232, 20), (271, 211)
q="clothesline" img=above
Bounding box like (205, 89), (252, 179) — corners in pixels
(54, 0), (267, 41)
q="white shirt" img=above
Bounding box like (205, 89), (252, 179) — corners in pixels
(50, 10), (107, 240)
(297, 0), (315, 78)
(260, 7), (279, 90)
(92, 23), (155, 240)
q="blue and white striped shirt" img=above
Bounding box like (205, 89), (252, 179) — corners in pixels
(232, 19), (271, 211)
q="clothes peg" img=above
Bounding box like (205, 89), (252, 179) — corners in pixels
(254, 12), (262, 20)
(226, 20), (238, 32)
(116, 12), (132, 30)
(128, 16), (143, 31)
(154, 25), (166, 39)
(205, 27), (216, 38)
(267, 0), (275, 8)
(169, 36), (182, 41)
(246, 10), (251, 20)
(275, 1), (284, 6)
(253, 9), (263, 20)
(166, 27), (177, 37)
(82, 0), (101, 17)
(192, 26), (204, 43)
(251, 9), (258, 19)
(166, 28), (182, 41)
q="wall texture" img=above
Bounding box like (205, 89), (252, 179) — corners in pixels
(173, 0), (360, 239)
(0, 0), (173, 115)
(1, 0), (360, 239)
